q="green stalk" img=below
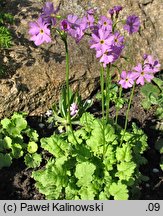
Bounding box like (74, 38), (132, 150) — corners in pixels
(120, 82), (136, 145)
(100, 66), (105, 124)
(106, 64), (111, 123)
(115, 85), (122, 125)
(64, 38), (71, 127)
(100, 66), (106, 158)
(63, 36), (78, 144)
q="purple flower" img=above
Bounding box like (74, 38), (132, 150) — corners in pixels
(29, 17), (51, 46)
(109, 9), (114, 16)
(144, 55), (160, 73)
(81, 14), (95, 30)
(90, 28), (114, 52)
(67, 14), (79, 27)
(60, 19), (70, 31)
(96, 45), (123, 67)
(86, 8), (97, 15)
(113, 31), (124, 47)
(41, 2), (59, 26)
(113, 5), (123, 13)
(64, 14), (85, 42)
(124, 15), (140, 34)
(143, 53), (148, 60)
(98, 49), (115, 67)
(132, 63), (154, 85)
(118, 71), (134, 89)
(98, 16), (112, 32)
(70, 103), (78, 116)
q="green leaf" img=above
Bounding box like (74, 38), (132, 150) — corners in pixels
(141, 83), (160, 98)
(79, 184), (96, 200)
(10, 143), (23, 159)
(153, 77), (163, 89)
(80, 112), (95, 132)
(131, 123), (148, 153)
(11, 113), (27, 132)
(116, 161), (136, 181)
(25, 128), (39, 142)
(0, 153), (12, 169)
(24, 153), (42, 168)
(75, 162), (96, 187)
(0, 137), (12, 151)
(116, 144), (132, 162)
(109, 182), (129, 200)
(32, 159), (69, 199)
(4, 136), (12, 149)
(65, 183), (79, 200)
(1, 118), (10, 129)
(99, 191), (108, 200)
(41, 134), (69, 157)
(27, 141), (38, 154)
(105, 124), (117, 145)
(103, 145), (116, 171)
(86, 119), (104, 155)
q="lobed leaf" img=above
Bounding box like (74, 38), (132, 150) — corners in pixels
(109, 182), (129, 200)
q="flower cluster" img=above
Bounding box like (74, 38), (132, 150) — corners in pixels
(70, 103), (78, 116)
(60, 9), (96, 43)
(118, 54), (160, 88)
(90, 17), (124, 67)
(29, 2), (58, 46)
(28, 2), (160, 85)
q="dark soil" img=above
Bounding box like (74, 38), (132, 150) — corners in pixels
(0, 87), (162, 200)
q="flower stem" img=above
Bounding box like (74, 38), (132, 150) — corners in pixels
(106, 64), (111, 123)
(120, 82), (135, 145)
(115, 86), (122, 125)
(100, 66), (106, 158)
(100, 66), (105, 124)
(64, 38), (71, 127)
(63, 36), (78, 144)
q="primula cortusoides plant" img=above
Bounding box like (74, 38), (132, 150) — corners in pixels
(29, 2), (160, 200)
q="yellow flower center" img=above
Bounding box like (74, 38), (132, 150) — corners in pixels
(40, 29), (44, 34)
(100, 40), (104, 44)
(51, 13), (55, 18)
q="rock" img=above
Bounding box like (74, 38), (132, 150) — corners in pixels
(0, 0), (162, 118)
(152, 168), (160, 173)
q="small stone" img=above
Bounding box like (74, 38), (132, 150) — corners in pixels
(45, 109), (53, 117)
(145, 183), (150, 188)
(38, 123), (45, 128)
(3, 56), (8, 63)
(86, 99), (92, 104)
(152, 168), (159, 173)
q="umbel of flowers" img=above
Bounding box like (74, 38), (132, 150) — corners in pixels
(29, 2), (160, 141)
(28, 2), (161, 200)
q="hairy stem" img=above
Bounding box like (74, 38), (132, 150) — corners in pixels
(106, 64), (111, 123)
(64, 37), (78, 144)
(100, 66), (106, 158)
(120, 82), (135, 145)
(115, 86), (122, 125)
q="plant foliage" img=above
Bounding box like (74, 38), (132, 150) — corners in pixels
(32, 113), (148, 200)
(0, 113), (41, 169)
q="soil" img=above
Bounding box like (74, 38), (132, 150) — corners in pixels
(0, 87), (162, 200)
